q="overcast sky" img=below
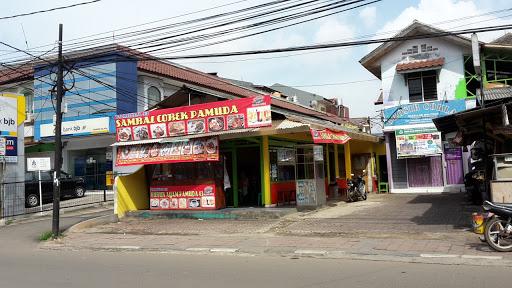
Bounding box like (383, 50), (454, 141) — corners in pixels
(1, 0), (511, 119)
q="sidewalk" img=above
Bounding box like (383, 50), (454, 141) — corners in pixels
(41, 193), (512, 266)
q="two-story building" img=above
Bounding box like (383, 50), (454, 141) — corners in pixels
(360, 21), (477, 193)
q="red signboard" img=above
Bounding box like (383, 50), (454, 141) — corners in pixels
(115, 96), (272, 142)
(150, 184), (217, 210)
(310, 128), (351, 144)
(116, 137), (219, 166)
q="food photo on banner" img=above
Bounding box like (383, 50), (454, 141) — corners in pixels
(395, 128), (442, 158)
(116, 137), (219, 166)
(114, 95), (272, 142)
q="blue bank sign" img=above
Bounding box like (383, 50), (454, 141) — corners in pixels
(384, 99), (469, 128)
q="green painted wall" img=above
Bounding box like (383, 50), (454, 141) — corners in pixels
(455, 78), (467, 99)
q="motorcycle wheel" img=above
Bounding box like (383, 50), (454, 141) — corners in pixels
(347, 188), (354, 202)
(362, 191), (367, 200)
(484, 217), (512, 252)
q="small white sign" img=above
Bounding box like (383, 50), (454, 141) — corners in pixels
(0, 137), (5, 156)
(40, 117), (110, 138)
(27, 157), (52, 171)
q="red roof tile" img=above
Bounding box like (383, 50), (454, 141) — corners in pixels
(137, 59), (349, 125)
(0, 64), (33, 85)
(137, 60), (257, 99)
(396, 57), (445, 72)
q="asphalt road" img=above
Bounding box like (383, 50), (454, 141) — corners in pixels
(0, 210), (511, 288)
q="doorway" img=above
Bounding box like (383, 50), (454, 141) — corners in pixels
(236, 146), (261, 207)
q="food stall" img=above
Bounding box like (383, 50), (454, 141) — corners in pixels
(114, 95), (272, 210)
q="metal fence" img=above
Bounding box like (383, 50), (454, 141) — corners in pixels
(0, 173), (114, 219)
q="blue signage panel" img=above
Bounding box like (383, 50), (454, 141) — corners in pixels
(383, 99), (467, 127)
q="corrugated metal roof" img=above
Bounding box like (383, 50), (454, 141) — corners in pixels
(481, 86), (512, 101)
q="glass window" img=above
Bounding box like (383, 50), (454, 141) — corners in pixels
(23, 89), (34, 115)
(407, 71), (437, 102)
(147, 86), (161, 107)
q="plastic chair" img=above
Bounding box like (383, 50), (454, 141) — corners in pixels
(378, 182), (388, 193)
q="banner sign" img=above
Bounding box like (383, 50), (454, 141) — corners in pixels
(395, 128), (442, 158)
(150, 184), (217, 210)
(115, 96), (271, 142)
(0, 136), (18, 163)
(0, 94), (19, 136)
(384, 99), (468, 128)
(116, 137), (219, 166)
(310, 128), (351, 144)
(40, 117), (111, 138)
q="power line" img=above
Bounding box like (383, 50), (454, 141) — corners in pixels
(0, 0), (101, 21)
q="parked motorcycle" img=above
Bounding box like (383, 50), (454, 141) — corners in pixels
(482, 201), (512, 252)
(347, 171), (367, 202)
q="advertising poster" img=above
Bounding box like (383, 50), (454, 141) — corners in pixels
(0, 94), (18, 136)
(395, 128), (442, 158)
(116, 137), (219, 166)
(149, 184), (216, 210)
(310, 128), (351, 144)
(115, 96), (272, 142)
(296, 179), (317, 206)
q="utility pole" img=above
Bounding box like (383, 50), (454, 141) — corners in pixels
(52, 24), (63, 238)
(472, 33), (489, 202)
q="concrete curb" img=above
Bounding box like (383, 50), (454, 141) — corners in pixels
(65, 213), (119, 234)
(41, 243), (512, 267)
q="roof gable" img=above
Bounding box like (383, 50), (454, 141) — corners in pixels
(359, 21), (472, 79)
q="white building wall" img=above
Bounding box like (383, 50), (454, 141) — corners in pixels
(380, 38), (467, 107)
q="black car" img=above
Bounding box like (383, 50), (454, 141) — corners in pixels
(25, 171), (86, 208)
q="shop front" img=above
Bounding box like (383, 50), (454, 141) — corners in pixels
(112, 94), (381, 217)
(383, 100), (473, 192)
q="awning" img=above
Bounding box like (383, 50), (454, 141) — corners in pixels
(396, 57), (444, 73)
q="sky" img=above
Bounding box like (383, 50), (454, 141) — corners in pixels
(1, 0), (511, 120)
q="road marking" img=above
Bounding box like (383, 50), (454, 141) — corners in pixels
(210, 248), (239, 253)
(294, 250), (327, 255)
(420, 254), (459, 258)
(104, 246), (140, 250)
(186, 248), (211, 252)
(461, 255), (503, 260)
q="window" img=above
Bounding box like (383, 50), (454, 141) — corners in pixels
(407, 70), (438, 102)
(485, 58), (512, 85)
(147, 86), (161, 107)
(23, 89), (34, 115)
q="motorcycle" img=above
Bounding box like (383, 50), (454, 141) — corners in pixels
(347, 171), (367, 202)
(482, 201), (512, 252)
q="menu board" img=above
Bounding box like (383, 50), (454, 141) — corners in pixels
(395, 128), (442, 158)
(150, 184), (216, 210)
(116, 137), (219, 166)
(115, 96), (272, 142)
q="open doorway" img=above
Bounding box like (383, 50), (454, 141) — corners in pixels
(237, 146), (261, 207)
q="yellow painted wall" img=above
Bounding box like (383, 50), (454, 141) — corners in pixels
(115, 167), (149, 217)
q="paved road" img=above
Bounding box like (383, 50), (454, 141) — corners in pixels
(0, 204), (511, 287)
